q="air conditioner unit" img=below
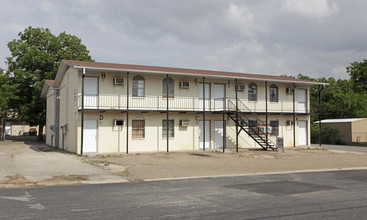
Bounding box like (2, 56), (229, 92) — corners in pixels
(114, 119), (124, 126)
(286, 120), (293, 126)
(237, 85), (245, 91)
(180, 81), (190, 88)
(114, 78), (124, 85)
(179, 120), (191, 126)
(286, 88), (294, 94)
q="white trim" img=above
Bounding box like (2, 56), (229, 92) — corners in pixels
(61, 60), (327, 86)
(315, 118), (366, 123)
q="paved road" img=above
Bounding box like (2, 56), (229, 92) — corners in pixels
(1, 169), (367, 219)
(313, 144), (367, 152)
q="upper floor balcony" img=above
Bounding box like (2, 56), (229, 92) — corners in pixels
(78, 94), (308, 114)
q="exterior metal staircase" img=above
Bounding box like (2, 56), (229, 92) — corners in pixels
(227, 99), (277, 151)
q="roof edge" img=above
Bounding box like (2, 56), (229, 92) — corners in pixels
(62, 60), (328, 85)
(40, 80), (54, 98)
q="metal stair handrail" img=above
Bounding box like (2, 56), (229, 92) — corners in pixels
(227, 99), (278, 137)
(226, 111), (275, 150)
(227, 99), (277, 150)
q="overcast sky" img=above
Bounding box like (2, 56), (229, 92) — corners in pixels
(1, 0), (367, 79)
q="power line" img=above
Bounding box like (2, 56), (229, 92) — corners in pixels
(275, 49), (367, 74)
(323, 80), (367, 92)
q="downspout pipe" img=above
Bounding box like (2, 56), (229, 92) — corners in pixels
(318, 84), (325, 146)
(81, 68), (85, 156)
(54, 89), (60, 149)
(49, 86), (60, 148)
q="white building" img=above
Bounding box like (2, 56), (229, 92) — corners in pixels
(41, 60), (326, 154)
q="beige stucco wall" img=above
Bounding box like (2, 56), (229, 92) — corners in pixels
(352, 119), (367, 143)
(52, 68), (81, 152)
(45, 89), (55, 146)
(78, 72), (309, 113)
(46, 68), (311, 153)
(322, 122), (352, 144)
(75, 111), (307, 153)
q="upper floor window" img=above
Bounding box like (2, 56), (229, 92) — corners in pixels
(248, 83), (257, 101)
(163, 77), (174, 98)
(269, 84), (278, 102)
(132, 75), (145, 97)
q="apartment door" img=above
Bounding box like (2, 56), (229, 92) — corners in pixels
(199, 120), (210, 150)
(84, 77), (98, 108)
(298, 89), (307, 113)
(214, 121), (224, 149)
(214, 84), (225, 111)
(199, 83), (211, 111)
(83, 120), (97, 153)
(298, 120), (307, 146)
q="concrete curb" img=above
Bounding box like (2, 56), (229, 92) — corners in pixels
(143, 166), (367, 182)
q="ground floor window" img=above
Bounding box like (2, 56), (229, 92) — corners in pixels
(270, 120), (279, 136)
(132, 119), (145, 138)
(162, 119), (174, 138)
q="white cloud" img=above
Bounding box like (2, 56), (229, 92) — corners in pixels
(228, 4), (254, 24)
(282, 0), (338, 20)
(0, 0), (365, 79)
(39, 1), (55, 14)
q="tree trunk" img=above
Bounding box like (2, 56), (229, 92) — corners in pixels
(38, 121), (44, 142)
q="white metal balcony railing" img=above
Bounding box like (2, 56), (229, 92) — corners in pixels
(79, 94), (308, 113)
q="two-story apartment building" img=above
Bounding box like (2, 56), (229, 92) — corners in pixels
(41, 60), (326, 155)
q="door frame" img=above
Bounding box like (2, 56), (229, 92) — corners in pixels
(298, 88), (307, 113)
(214, 83), (226, 111)
(83, 119), (98, 153)
(84, 76), (99, 109)
(298, 120), (308, 146)
(199, 83), (211, 111)
(199, 120), (211, 150)
(214, 120), (224, 149)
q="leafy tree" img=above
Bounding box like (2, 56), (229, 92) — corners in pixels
(347, 59), (367, 92)
(7, 26), (93, 141)
(311, 125), (345, 145)
(0, 69), (17, 140)
(297, 70), (367, 144)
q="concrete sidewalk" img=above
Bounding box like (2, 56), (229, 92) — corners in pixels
(2, 137), (367, 188)
(0, 138), (126, 188)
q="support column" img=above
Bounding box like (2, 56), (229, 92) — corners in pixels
(235, 78), (239, 152)
(166, 74), (169, 152)
(203, 77), (206, 151)
(81, 68), (85, 156)
(265, 81), (268, 149)
(318, 85), (324, 146)
(126, 72), (129, 154)
(293, 83), (296, 147)
(222, 86), (226, 153)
